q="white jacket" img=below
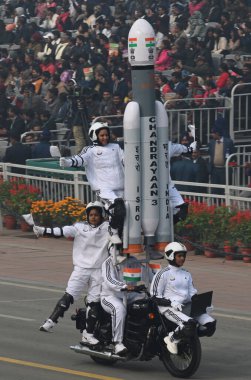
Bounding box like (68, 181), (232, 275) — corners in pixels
(65, 143), (124, 193)
(150, 264), (197, 304)
(101, 256), (154, 299)
(62, 221), (109, 268)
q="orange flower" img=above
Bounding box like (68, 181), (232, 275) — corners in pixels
(31, 197), (87, 227)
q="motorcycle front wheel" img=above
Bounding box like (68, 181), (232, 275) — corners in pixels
(160, 336), (201, 378)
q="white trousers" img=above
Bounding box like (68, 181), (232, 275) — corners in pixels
(101, 293), (142, 343)
(159, 304), (215, 330)
(169, 184), (184, 212)
(66, 266), (101, 303)
(96, 189), (124, 204)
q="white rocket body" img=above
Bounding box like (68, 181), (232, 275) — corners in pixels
(123, 101), (142, 252)
(123, 19), (172, 252)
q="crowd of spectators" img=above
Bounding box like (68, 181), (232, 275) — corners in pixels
(0, 0), (251, 165)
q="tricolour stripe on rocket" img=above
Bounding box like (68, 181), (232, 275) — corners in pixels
(129, 37), (137, 47)
(123, 267), (141, 282)
(148, 263), (161, 274)
(145, 37), (155, 47)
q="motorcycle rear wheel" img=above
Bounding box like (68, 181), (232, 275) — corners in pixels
(90, 356), (118, 366)
(160, 336), (201, 378)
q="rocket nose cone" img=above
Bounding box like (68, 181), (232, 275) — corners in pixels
(129, 18), (155, 36)
(128, 19), (156, 66)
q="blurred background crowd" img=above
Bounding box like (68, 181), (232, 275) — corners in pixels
(0, 0), (251, 159)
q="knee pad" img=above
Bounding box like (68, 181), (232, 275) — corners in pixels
(49, 292), (74, 322)
(182, 319), (197, 338)
(109, 198), (126, 229)
(200, 320), (217, 337)
(86, 302), (101, 333)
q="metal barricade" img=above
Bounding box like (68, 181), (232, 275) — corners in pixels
(164, 96), (232, 144)
(230, 83), (251, 144)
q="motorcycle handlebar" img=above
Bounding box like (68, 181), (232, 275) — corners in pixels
(121, 285), (148, 293)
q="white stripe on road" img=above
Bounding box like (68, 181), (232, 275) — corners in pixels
(213, 312), (251, 322)
(1, 280), (251, 322)
(0, 298), (59, 303)
(0, 314), (35, 321)
(0, 280), (63, 293)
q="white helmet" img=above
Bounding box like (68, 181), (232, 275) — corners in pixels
(86, 201), (106, 218)
(88, 122), (110, 142)
(164, 242), (187, 262)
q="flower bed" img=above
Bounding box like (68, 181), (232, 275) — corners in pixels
(31, 197), (87, 227)
(0, 177), (41, 218)
(229, 210), (251, 248)
(175, 201), (239, 249)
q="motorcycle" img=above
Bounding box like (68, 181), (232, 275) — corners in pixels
(70, 285), (209, 378)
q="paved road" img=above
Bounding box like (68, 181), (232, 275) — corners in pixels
(1, 228), (250, 315)
(0, 228), (251, 379)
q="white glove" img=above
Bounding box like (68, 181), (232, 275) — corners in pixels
(22, 213), (35, 226)
(189, 141), (197, 151)
(33, 226), (45, 237)
(206, 305), (214, 314)
(187, 124), (195, 138)
(171, 300), (183, 311)
(59, 157), (71, 168)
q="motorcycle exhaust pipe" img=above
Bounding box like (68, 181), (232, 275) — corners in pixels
(70, 344), (127, 361)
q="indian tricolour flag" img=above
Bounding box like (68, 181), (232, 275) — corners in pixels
(123, 267), (142, 282)
(148, 263), (161, 274)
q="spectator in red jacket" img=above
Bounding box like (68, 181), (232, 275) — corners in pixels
(155, 40), (174, 72)
(216, 63), (230, 91)
(188, 0), (207, 16)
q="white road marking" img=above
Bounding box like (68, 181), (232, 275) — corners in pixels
(0, 314), (35, 321)
(0, 298), (59, 303)
(0, 280), (63, 293)
(213, 312), (251, 322)
(1, 280), (251, 322)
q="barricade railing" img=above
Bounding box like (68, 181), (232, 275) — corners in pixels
(85, 89), (251, 147)
(230, 83), (251, 143)
(225, 152), (251, 205)
(21, 127), (72, 146)
(0, 162), (250, 210)
(0, 162), (95, 204)
(164, 96), (232, 144)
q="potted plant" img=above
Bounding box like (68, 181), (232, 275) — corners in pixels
(191, 202), (219, 257)
(229, 211), (251, 263)
(0, 178), (17, 228)
(215, 205), (237, 260)
(0, 177), (41, 229)
(174, 201), (200, 251)
(0, 177), (13, 211)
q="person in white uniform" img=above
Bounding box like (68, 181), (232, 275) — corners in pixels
(169, 141), (196, 224)
(59, 122), (125, 245)
(34, 201), (109, 346)
(150, 242), (216, 355)
(100, 244), (156, 356)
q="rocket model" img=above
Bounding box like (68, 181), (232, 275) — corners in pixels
(123, 19), (173, 255)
